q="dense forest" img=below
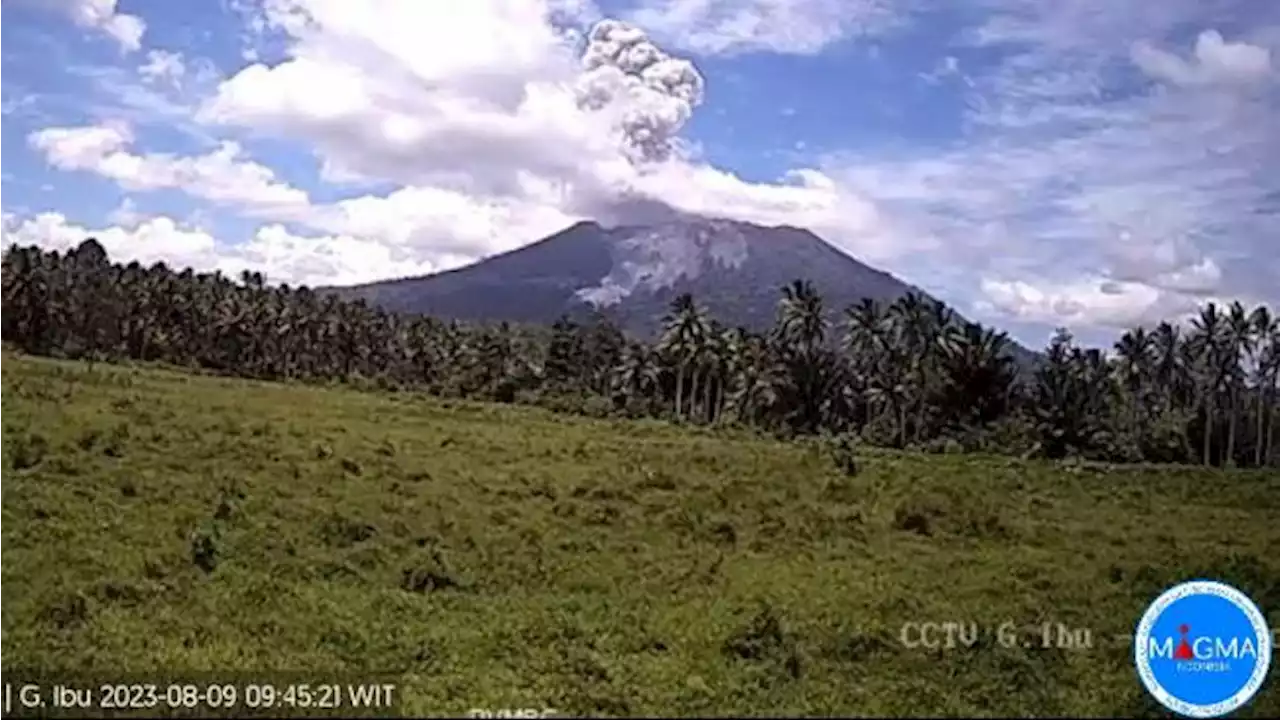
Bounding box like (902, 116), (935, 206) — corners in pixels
(3, 239), (1277, 467)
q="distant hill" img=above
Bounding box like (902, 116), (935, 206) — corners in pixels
(323, 216), (1040, 365)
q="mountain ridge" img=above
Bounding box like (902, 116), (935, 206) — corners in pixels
(321, 216), (1038, 364)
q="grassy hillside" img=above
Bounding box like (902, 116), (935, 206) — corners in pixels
(3, 353), (1277, 717)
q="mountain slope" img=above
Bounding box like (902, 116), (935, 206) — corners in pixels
(329, 218), (922, 329)
(324, 217), (1039, 364)
(326, 220), (617, 327)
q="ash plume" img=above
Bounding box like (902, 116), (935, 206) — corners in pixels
(569, 20), (732, 308)
(574, 218), (751, 307)
(575, 19), (705, 164)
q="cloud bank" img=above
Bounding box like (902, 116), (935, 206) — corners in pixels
(3, 0), (1277, 345)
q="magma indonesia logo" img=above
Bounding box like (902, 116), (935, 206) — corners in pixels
(1135, 580), (1272, 718)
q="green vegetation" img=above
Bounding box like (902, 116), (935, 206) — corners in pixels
(4, 241), (1278, 470)
(4, 354), (1278, 717)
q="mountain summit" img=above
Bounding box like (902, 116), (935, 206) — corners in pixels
(326, 217), (937, 336)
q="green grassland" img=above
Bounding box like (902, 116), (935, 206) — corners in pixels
(3, 353), (1278, 717)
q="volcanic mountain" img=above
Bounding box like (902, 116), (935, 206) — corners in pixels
(324, 217), (1034, 361)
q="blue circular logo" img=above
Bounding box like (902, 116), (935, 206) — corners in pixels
(1134, 580), (1272, 718)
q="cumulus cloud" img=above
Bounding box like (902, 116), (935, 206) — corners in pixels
(221, 224), (444, 288)
(190, 1), (909, 271)
(303, 185), (583, 272)
(107, 198), (142, 227)
(22, 1), (908, 289)
(198, 0), (603, 195)
(977, 277), (1175, 330)
(1, 211), (455, 288)
(14, 0), (146, 51)
(1132, 30), (1273, 87)
(974, 274), (1258, 332)
(29, 124), (312, 217)
(23, 124), (595, 283)
(1105, 231), (1223, 296)
(12, 0), (1277, 343)
(823, 4), (1280, 333)
(2, 212), (218, 269)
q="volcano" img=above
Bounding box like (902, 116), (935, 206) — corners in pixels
(322, 216), (1038, 365)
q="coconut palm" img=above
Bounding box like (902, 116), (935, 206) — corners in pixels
(3, 238), (1274, 469)
(1189, 303), (1229, 466)
(774, 280), (834, 433)
(1221, 302), (1255, 466)
(1252, 307), (1280, 466)
(659, 293), (709, 419)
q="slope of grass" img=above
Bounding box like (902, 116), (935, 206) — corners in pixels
(3, 353), (1278, 717)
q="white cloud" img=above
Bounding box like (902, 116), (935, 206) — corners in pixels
(189, 2), (918, 274)
(19, 0), (915, 295)
(975, 272), (1264, 332)
(305, 184), (584, 269)
(623, 0), (906, 55)
(28, 124), (131, 167)
(29, 124), (312, 217)
(220, 224), (445, 288)
(19, 0), (146, 51)
(138, 50), (187, 88)
(198, 19), (613, 194)
(11, 0), (1276, 344)
(2, 212), (218, 269)
(1105, 232), (1223, 295)
(1132, 30), (1273, 87)
(820, 3), (1280, 332)
(107, 197), (141, 226)
(624, 163), (915, 261)
(0, 211), (455, 289)
(977, 277), (1189, 330)
(63, 59), (228, 150)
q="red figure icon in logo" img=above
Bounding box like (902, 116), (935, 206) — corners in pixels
(1175, 624), (1194, 660)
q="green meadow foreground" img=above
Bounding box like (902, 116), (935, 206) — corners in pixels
(3, 354), (1278, 717)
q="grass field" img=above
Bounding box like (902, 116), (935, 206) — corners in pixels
(3, 352), (1278, 717)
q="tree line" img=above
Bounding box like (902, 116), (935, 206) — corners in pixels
(3, 239), (1277, 468)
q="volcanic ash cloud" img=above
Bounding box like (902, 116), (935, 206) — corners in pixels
(575, 19), (705, 163)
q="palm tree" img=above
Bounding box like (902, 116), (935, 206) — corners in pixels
(612, 341), (661, 413)
(777, 279), (828, 354)
(1252, 307), (1280, 466)
(775, 280), (832, 433)
(700, 322), (732, 423)
(919, 297), (959, 440)
(842, 298), (888, 429)
(1189, 303), (1228, 466)
(659, 293), (708, 420)
(1113, 327), (1155, 448)
(889, 292), (934, 443)
(4, 237), (1274, 470)
(1151, 321), (1188, 408)
(1222, 302), (1254, 467)
(936, 321), (1017, 431)
(726, 330), (781, 426)
(1033, 329), (1112, 459)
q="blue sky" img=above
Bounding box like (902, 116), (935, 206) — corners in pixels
(2, 0), (1277, 350)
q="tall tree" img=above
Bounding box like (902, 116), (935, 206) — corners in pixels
(1252, 307), (1279, 466)
(1222, 302), (1254, 467)
(1190, 303), (1229, 466)
(659, 293), (708, 420)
